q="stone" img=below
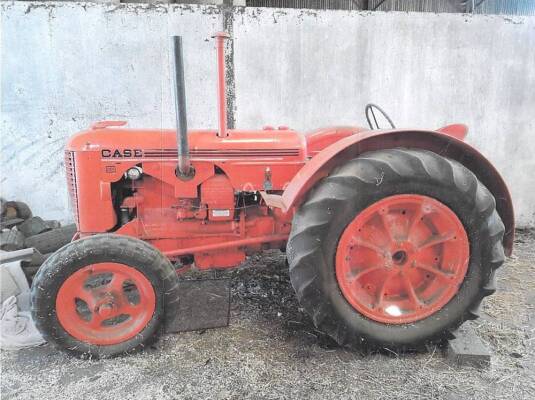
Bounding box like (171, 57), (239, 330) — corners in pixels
(447, 322), (491, 368)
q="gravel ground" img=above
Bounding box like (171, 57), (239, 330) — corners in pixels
(1, 230), (534, 400)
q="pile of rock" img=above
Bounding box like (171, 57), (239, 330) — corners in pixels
(0, 198), (76, 281)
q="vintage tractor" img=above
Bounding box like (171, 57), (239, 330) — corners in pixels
(31, 33), (514, 358)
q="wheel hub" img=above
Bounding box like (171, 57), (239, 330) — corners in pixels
(392, 250), (408, 265)
(97, 302), (115, 318)
(56, 262), (156, 345)
(335, 194), (469, 324)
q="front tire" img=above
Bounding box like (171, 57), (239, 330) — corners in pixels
(31, 234), (179, 358)
(287, 148), (505, 349)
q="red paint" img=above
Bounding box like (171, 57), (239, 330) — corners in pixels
(280, 128), (514, 255)
(335, 195), (469, 324)
(66, 128), (305, 234)
(91, 120), (127, 130)
(200, 175), (235, 221)
(305, 126), (368, 157)
(56, 263), (156, 345)
(163, 234), (289, 258)
(65, 125), (514, 265)
(63, 31), (514, 276)
(436, 123), (468, 140)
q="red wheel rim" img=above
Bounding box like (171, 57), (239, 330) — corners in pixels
(335, 194), (469, 324)
(56, 263), (156, 345)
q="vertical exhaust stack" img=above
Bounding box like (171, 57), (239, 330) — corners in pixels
(171, 36), (193, 178)
(213, 32), (231, 138)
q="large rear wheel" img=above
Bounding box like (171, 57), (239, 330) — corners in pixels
(31, 234), (179, 358)
(287, 148), (505, 349)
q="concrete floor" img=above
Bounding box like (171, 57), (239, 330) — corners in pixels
(1, 230), (534, 400)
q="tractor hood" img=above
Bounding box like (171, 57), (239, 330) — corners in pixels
(66, 124), (307, 162)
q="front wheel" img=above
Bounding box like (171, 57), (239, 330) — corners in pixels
(287, 148), (505, 349)
(31, 234), (179, 358)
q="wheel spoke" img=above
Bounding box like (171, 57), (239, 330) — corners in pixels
(121, 302), (142, 317)
(414, 261), (453, 282)
(378, 209), (394, 242)
(401, 272), (422, 307)
(417, 231), (456, 250)
(88, 312), (105, 329)
(78, 289), (98, 311)
(353, 239), (385, 256)
(376, 272), (395, 309)
(349, 265), (383, 283)
(407, 203), (424, 238)
(109, 274), (127, 294)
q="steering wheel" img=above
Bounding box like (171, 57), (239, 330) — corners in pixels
(365, 103), (396, 130)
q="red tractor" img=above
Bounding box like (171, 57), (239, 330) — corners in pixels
(31, 33), (514, 358)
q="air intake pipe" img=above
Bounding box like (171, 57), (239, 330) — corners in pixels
(171, 36), (193, 179)
(213, 32), (230, 138)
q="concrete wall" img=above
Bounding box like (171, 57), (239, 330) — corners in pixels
(2, 2), (535, 227)
(1, 2), (223, 220)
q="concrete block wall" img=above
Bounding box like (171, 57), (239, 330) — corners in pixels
(1, 2), (534, 227)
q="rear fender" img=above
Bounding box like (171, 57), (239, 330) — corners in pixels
(436, 123), (469, 140)
(279, 129), (514, 256)
(305, 126), (369, 157)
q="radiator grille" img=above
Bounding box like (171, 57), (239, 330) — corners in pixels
(64, 151), (80, 225)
